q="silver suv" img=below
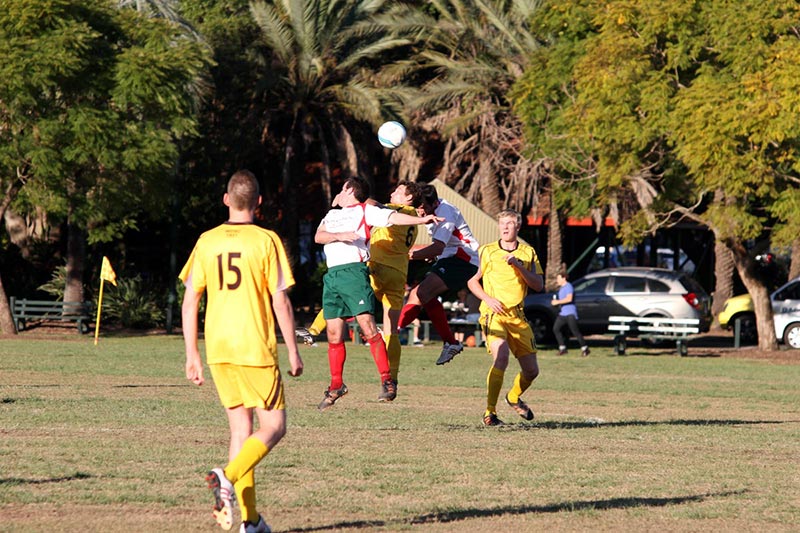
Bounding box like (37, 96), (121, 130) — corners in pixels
(524, 267), (712, 344)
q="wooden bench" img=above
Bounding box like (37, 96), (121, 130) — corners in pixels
(607, 315), (700, 356)
(347, 319), (483, 346)
(11, 297), (93, 334)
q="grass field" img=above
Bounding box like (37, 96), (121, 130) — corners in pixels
(1, 334), (799, 532)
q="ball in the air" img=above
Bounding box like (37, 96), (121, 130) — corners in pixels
(377, 121), (407, 149)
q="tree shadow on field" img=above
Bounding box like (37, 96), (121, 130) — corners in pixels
(0, 472), (91, 486)
(443, 418), (789, 431)
(281, 490), (747, 531)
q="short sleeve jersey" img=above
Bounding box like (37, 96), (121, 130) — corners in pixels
(369, 204), (418, 276)
(428, 199), (480, 266)
(179, 223), (294, 366)
(478, 240), (543, 315)
(320, 203), (394, 267)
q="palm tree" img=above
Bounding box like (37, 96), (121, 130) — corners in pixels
(398, 0), (545, 217)
(248, 0), (417, 246)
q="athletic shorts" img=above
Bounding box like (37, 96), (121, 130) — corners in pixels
(481, 312), (537, 357)
(427, 256), (478, 291)
(209, 363), (285, 410)
(322, 262), (376, 320)
(368, 262), (406, 310)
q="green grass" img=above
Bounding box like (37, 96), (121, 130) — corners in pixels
(1, 335), (799, 532)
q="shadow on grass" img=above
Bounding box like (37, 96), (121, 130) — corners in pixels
(444, 419), (788, 431)
(281, 490), (746, 532)
(0, 472), (91, 486)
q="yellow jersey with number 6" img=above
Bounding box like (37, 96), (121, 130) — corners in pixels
(369, 204), (418, 276)
(179, 222), (294, 367)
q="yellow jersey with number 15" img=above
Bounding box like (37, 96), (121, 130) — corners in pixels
(179, 222), (294, 367)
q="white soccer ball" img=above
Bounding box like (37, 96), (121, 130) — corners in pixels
(377, 121), (407, 149)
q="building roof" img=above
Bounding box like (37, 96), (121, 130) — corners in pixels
(413, 179), (528, 248)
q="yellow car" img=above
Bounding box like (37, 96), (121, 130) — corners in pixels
(717, 293), (756, 343)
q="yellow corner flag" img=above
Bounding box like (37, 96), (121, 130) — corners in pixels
(101, 256), (117, 286)
(95, 256), (117, 345)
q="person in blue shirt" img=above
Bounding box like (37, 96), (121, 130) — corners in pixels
(551, 265), (590, 356)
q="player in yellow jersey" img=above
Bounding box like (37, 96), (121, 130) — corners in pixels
(296, 181), (422, 394)
(466, 209), (544, 426)
(180, 170), (303, 532)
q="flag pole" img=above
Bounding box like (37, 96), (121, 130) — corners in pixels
(94, 278), (105, 346)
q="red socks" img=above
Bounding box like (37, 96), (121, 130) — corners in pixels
(398, 303), (421, 329)
(367, 333), (392, 382)
(328, 341), (346, 389)
(424, 299), (457, 345)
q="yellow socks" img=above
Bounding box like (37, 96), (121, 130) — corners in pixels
(486, 366), (504, 413)
(387, 333), (401, 381)
(224, 437), (269, 485)
(507, 372), (532, 404)
(235, 469), (257, 523)
(309, 309), (326, 336)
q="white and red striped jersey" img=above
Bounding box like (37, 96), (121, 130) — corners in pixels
(428, 199), (480, 266)
(319, 203), (394, 267)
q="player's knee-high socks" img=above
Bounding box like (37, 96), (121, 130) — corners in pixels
(309, 310), (326, 336)
(224, 437), (269, 488)
(507, 372), (533, 404)
(486, 366), (505, 415)
(386, 333), (401, 382)
(235, 469), (257, 523)
(367, 333), (391, 382)
(328, 341), (347, 389)
(423, 299), (457, 345)
(398, 303), (421, 329)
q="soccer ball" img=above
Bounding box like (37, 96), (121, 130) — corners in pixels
(377, 121), (407, 149)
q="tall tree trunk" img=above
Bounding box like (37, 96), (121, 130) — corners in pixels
(712, 237), (735, 323)
(0, 273), (17, 334)
(64, 219), (86, 305)
(727, 239), (777, 351)
(478, 149), (503, 217)
(790, 238), (800, 280)
(281, 111), (301, 246)
(545, 187), (562, 292)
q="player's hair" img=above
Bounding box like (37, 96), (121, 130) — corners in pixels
(497, 209), (522, 226)
(227, 170), (260, 210)
(398, 181), (423, 207)
(557, 262), (569, 279)
(419, 183), (439, 208)
(345, 176), (370, 202)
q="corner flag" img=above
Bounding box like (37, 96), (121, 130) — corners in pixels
(101, 256), (117, 286)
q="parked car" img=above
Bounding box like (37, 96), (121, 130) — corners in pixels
(524, 267), (712, 345)
(717, 275), (800, 348)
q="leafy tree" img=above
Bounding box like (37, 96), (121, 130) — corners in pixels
(513, 0), (800, 350)
(0, 0), (211, 333)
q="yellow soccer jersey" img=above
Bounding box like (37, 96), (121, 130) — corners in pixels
(478, 240), (543, 315)
(179, 223), (294, 367)
(369, 204), (418, 275)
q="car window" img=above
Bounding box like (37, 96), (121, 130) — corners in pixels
(648, 279), (670, 293)
(678, 274), (708, 296)
(574, 276), (608, 294)
(775, 281), (800, 300)
(612, 276), (646, 293)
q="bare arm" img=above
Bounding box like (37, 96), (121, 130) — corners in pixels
(553, 289), (573, 305)
(314, 222), (359, 245)
(272, 289), (303, 377)
(506, 254), (544, 292)
(181, 281), (205, 386)
(410, 239), (446, 261)
(388, 211), (443, 226)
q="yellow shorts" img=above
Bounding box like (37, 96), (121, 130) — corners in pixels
(209, 363), (285, 410)
(481, 313), (537, 357)
(369, 262), (406, 310)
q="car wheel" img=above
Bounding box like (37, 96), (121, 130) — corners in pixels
(783, 322), (800, 349)
(733, 313), (757, 345)
(526, 312), (553, 345)
(642, 313), (669, 347)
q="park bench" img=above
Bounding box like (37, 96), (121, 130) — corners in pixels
(607, 315), (700, 356)
(10, 297), (93, 334)
(348, 319), (483, 346)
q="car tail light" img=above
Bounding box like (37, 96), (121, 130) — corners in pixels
(683, 292), (700, 309)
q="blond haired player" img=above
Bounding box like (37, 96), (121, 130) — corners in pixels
(467, 209), (544, 426)
(180, 170), (303, 532)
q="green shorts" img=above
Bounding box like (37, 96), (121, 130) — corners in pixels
(427, 256), (478, 292)
(322, 262), (376, 320)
